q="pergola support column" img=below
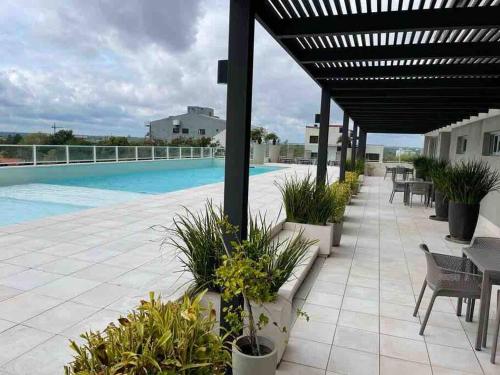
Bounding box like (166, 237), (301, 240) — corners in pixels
(222, 0), (255, 333)
(351, 122), (358, 166)
(316, 87), (331, 185)
(358, 129), (367, 160)
(339, 113), (349, 182)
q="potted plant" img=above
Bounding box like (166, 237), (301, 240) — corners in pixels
(329, 182), (350, 246)
(265, 133), (280, 163)
(442, 160), (500, 243)
(251, 127), (267, 165)
(276, 174), (335, 256)
(345, 171), (360, 195)
(65, 291), (230, 374)
(413, 156), (433, 180)
(428, 160), (450, 221)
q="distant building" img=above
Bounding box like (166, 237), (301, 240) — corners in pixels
(304, 124), (384, 162)
(149, 106), (226, 142)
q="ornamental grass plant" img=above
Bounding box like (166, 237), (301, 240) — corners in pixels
(276, 174), (336, 225)
(441, 160), (500, 205)
(64, 292), (230, 375)
(330, 182), (351, 224)
(345, 171), (359, 194)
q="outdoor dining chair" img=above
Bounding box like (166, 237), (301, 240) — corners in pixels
(409, 181), (430, 207)
(492, 289), (500, 363)
(413, 244), (482, 335)
(384, 166), (395, 179)
(389, 171), (406, 203)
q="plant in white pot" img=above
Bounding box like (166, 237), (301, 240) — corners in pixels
(251, 127), (267, 165)
(277, 174), (335, 255)
(441, 160), (500, 243)
(329, 182), (351, 246)
(265, 132), (280, 163)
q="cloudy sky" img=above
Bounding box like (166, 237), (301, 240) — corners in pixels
(0, 0), (422, 146)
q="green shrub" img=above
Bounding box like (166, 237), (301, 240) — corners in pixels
(345, 171), (359, 193)
(330, 182), (351, 223)
(167, 202), (226, 293)
(64, 292), (230, 375)
(276, 174), (336, 225)
(441, 160), (500, 205)
(345, 159), (365, 175)
(413, 156), (435, 179)
(428, 160), (450, 193)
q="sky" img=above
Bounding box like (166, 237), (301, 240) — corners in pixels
(0, 0), (423, 147)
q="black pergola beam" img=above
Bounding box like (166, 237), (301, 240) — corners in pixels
(336, 98), (500, 105)
(341, 104), (491, 110)
(293, 43), (500, 64)
(317, 87), (331, 185)
(311, 63), (500, 79)
(325, 78), (500, 90)
(260, 7), (500, 38)
(330, 90), (499, 98)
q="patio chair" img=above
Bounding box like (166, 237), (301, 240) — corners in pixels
(389, 171), (405, 203)
(409, 181), (430, 207)
(384, 166), (395, 179)
(491, 289), (500, 363)
(413, 244), (482, 335)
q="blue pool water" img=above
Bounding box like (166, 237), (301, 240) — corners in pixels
(0, 165), (281, 226)
(56, 166), (280, 194)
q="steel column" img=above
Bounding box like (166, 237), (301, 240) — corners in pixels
(339, 113), (349, 182)
(222, 0), (255, 336)
(351, 122), (358, 167)
(316, 87), (331, 185)
(358, 129), (367, 160)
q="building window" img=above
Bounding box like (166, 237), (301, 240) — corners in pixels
(366, 153), (380, 161)
(182, 128), (189, 134)
(198, 129), (206, 135)
(311, 152), (318, 158)
(490, 132), (500, 156)
(456, 136), (467, 154)
(173, 128), (180, 134)
(309, 136), (319, 144)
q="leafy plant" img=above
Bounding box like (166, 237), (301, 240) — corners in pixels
(413, 156), (435, 180)
(64, 292), (230, 375)
(276, 174), (336, 226)
(345, 159), (365, 175)
(345, 171), (359, 193)
(265, 132), (279, 145)
(441, 160), (500, 205)
(330, 182), (351, 223)
(428, 160), (450, 193)
(167, 202), (226, 293)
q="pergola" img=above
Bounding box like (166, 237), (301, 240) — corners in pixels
(221, 0), (500, 326)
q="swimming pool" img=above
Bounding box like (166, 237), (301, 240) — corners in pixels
(0, 164), (281, 226)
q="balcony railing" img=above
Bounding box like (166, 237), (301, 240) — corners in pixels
(0, 145), (225, 167)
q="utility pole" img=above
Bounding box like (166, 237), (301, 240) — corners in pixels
(51, 122), (63, 134)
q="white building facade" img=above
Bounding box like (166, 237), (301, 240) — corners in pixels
(149, 106), (226, 142)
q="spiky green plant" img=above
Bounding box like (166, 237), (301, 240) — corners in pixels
(413, 156), (435, 179)
(345, 159), (365, 175)
(442, 160), (500, 204)
(428, 159), (450, 193)
(330, 182), (351, 223)
(167, 201), (225, 293)
(64, 292), (230, 375)
(276, 174), (336, 226)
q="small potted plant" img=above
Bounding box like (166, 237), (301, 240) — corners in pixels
(215, 218), (284, 375)
(345, 171), (360, 195)
(276, 174), (335, 256)
(329, 182), (350, 246)
(442, 160), (500, 243)
(428, 160), (450, 221)
(251, 127), (267, 165)
(265, 133), (280, 163)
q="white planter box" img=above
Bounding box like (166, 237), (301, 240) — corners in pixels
(253, 143), (266, 165)
(283, 222), (333, 256)
(268, 144), (281, 163)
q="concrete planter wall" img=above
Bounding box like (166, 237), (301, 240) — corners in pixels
(268, 144), (281, 163)
(283, 222), (333, 256)
(330, 221), (343, 247)
(253, 143), (266, 165)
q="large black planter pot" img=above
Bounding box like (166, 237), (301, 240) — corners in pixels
(448, 201), (480, 242)
(434, 190), (449, 221)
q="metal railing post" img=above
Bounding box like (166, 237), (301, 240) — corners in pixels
(190, 147), (193, 159)
(33, 145), (37, 165)
(93, 146), (97, 163)
(65, 145), (70, 164)
(135, 146), (139, 161)
(115, 146), (119, 162)
(151, 146), (155, 160)
(166, 146), (170, 159)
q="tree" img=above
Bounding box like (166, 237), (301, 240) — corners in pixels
(48, 130), (80, 145)
(98, 136), (130, 146)
(265, 132), (279, 145)
(251, 127), (266, 144)
(20, 132), (50, 145)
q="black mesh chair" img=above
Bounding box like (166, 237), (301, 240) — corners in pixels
(389, 170), (406, 203)
(414, 244), (482, 335)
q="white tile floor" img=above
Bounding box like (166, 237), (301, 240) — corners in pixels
(1, 168), (499, 374)
(279, 176), (500, 375)
(0, 164), (332, 374)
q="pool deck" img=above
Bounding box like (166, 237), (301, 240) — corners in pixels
(0, 163), (333, 374)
